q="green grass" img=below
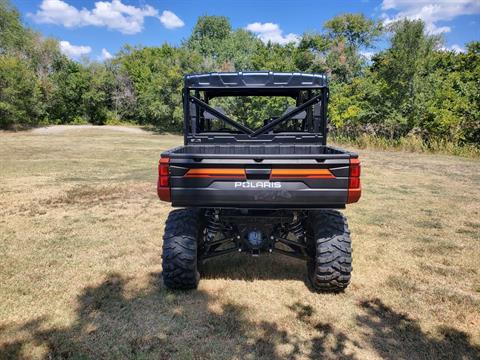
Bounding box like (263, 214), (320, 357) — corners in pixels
(332, 133), (480, 158)
(0, 126), (479, 359)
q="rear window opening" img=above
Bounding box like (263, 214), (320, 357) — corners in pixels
(183, 72), (328, 145)
(189, 92), (322, 134)
(208, 96), (297, 131)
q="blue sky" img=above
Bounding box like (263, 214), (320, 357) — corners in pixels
(12, 0), (480, 60)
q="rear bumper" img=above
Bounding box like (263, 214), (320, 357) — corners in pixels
(161, 150), (359, 209)
(170, 180), (348, 209)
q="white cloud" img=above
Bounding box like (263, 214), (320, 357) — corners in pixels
(440, 44), (466, 53)
(360, 50), (376, 60)
(159, 10), (184, 29)
(381, 0), (480, 34)
(99, 48), (113, 61)
(59, 40), (91, 58)
(30, 0), (184, 34)
(245, 22), (300, 45)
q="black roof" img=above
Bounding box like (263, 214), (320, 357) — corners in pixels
(184, 72), (328, 90)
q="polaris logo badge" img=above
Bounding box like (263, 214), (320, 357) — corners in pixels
(234, 181), (281, 189)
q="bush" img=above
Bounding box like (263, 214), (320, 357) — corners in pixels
(0, 56), (43, 129)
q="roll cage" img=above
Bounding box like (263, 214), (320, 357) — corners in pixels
(183, 72), (329, 145)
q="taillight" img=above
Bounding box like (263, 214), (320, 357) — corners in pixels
(270, 169), (334, 179)
(347, 158), (361, 203)
(184, 168), (246, 178)
(157, 157), (171, 202)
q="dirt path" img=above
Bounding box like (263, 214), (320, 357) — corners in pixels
(30, 124), (148, 135)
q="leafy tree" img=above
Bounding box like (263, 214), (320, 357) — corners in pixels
(220, 29), (261, 71)
(325, 40), (365, 83)
(0, 0), (31, 54)
(423, 42), (480, 144)
(295, 33), (330, 73)
(370, 19), (441, 137)
(458, 42), (480, 144)
(116, 44), (203, 129)
(0, 56), (43, 128)
(0, 0), (478, 150)
(186, 16), (232, 59)
(186, 16), (261, 72)
(82, 62), (113, 125)
(322, 14), (383, 83)
(47, 59), (90, 123)
(324, 13), (382, 49)
(252, 43), (297, 71)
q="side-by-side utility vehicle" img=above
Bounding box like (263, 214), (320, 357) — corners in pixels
(157, 72), (361, 292)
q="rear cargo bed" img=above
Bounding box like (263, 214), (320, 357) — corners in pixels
(165, 144), (354, 159)
(161, 145), (358, 209)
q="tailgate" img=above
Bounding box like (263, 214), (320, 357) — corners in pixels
(161, 156), (358, 209)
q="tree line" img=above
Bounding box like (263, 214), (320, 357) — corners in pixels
(1, 0), (478, 149)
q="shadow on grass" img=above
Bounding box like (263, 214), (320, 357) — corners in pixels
(356, 298), (480, 360)
(201, 253), (307, 282)
(1, 274), (479, 359)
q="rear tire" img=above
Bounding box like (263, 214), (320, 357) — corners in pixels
(307, 210), (352, 292)
(162, 208), (203, 290)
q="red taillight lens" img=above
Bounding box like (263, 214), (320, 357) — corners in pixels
(159, 176), (169, 187)
(157, 157), (171, 202)
(349, 177), (360, 189)
(347, 158), (361, 204)
(350, 160), (361, 177)
(159, 161), (169, 176)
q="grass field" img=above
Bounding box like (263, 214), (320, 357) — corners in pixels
(1, 126), (479, 359)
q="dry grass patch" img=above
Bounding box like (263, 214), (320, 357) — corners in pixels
(0, 126), (479, 359)
(44, 184), (152, 206)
